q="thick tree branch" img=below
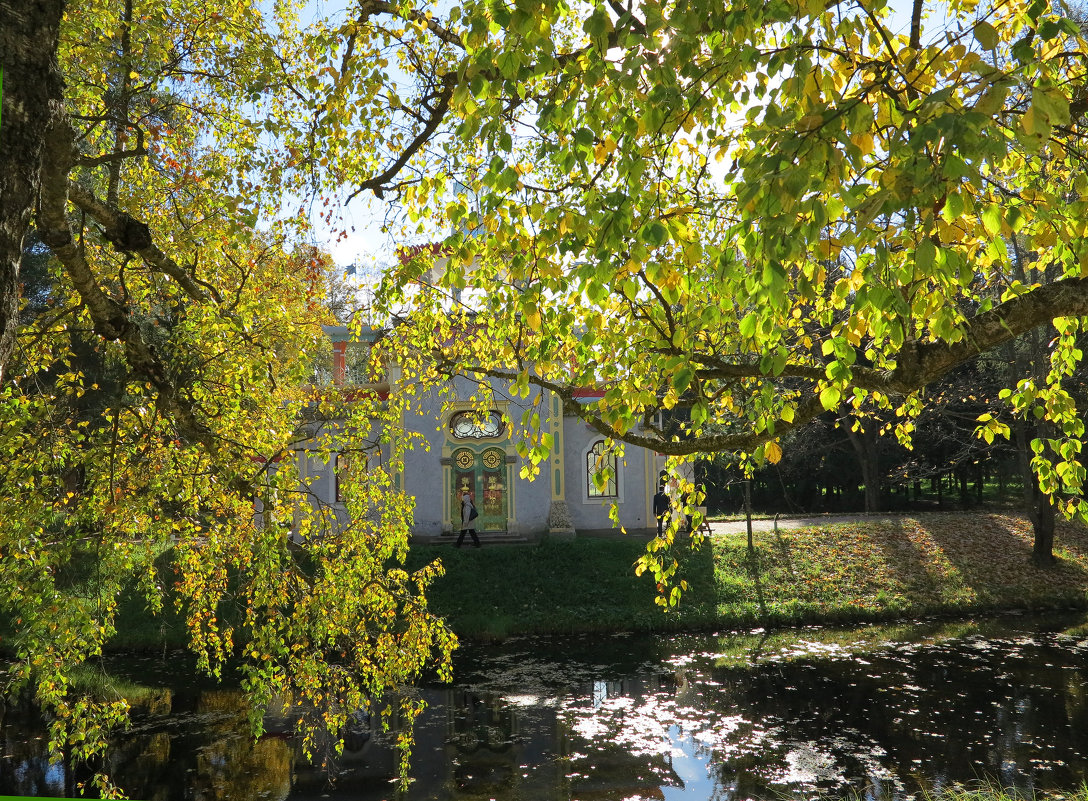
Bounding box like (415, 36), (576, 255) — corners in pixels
(358, 0), (464, 48)
(420, 276), (1088, 457)
(36, 118), (251, 494)
(877, 278), (1088, 392)
(65, 181), (219, 303)
(701, 278), (1088, 395)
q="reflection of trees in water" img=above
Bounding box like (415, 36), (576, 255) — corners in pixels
(2, 632), (1087, 800)
(0, 688), (296, 801)
(442, 690), (523, 800)
(447, 691), (518, 755)
(685, 638), (1088, 798)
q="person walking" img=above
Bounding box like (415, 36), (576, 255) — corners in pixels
(456, 491), (481, 548)
(653, 485), (670, 536)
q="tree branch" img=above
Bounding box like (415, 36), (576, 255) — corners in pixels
(414, 276), (1088, 458)
(65, 181), (220, 303)
(36, 118), (251, 495)
(347, 77), (455, 201)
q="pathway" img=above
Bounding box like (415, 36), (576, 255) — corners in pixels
(704, 513), (909, 536)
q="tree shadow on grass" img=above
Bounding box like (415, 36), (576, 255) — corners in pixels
(747, 520), (937, 610)
(856, 518), (946, 601)
(921, 513), (1088, 608)
(671, 535), (724, 626)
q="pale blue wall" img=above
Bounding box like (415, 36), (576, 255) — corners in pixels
(399, 376), (554, 536)
(298, 377), (656, 537)
(563, 415), (655, 533)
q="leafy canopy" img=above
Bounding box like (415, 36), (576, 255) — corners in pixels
(340, 0), (1088, 521)
(3, 0), (456, 793)
(8, 0), (1088, 789)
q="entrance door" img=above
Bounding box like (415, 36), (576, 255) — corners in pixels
(451, 447), (508, 532)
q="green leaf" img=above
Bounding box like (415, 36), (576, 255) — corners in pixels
(981, 205), (1002, 236)
(915, 238), (936, 272)
(973, 21), (999, 50)
(672, 366), (694, 393)
(819, 385), (842, 410)
(639, 220), (668, 247)
(584, 5), (613, 39)
(1033, 89), (1070, 127)
(941, 192), (964, 222)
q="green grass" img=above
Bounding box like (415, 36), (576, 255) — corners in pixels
(67, 662), (175, 710)
(405, 512), (1088, 639)
(10, 511), (1086, 652)
(923, 780), (1088, 801)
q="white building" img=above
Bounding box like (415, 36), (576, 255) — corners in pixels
(299, 324), (670, 541)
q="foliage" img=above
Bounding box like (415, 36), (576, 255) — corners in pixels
(0, 0), (455, 794)
(348, 0), (1088, 564)
(8, 0), (1088, 790)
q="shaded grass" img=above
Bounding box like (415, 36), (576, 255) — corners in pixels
(10, 512), (1085, 652)
(406, 512), (1088, 640)
(408, 538), (683, 638)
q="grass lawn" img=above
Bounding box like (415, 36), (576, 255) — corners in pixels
(405, 512), (1088, 639)
(18, 511), (1081, 651)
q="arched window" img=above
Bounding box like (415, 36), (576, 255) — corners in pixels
(450, 410), (505, 440)
(586, 440), (619, 499)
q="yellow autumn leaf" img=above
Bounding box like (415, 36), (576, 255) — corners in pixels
(765, 440), (783, 463)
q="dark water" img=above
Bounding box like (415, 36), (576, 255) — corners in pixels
(3, 612), (1088, 800)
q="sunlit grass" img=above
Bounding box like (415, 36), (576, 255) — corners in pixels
(407, 512), (1088, 639)
(922, 780), (1088, 801)
(67, 663), (170, 709)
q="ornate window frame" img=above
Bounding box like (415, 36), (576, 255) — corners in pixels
(583, 439), (622, 502)
(449, 410), (506, 440)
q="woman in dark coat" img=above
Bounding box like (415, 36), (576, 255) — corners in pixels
(456, 491), (481, 548)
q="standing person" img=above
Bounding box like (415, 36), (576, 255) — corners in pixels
(653, 485), (670, 536)
(456, 491), (481, 548)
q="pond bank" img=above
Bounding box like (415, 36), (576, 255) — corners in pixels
(406, 511), (1088, 640)
(80, 511), (1088, 650)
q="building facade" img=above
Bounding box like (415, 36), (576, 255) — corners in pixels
(302, 325), (668, 540)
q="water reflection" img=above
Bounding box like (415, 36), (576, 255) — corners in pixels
(2, 613), (1087, 800)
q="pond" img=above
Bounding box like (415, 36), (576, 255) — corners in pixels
(2, 612), (1087, 800)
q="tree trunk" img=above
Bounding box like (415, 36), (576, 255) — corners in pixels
(0, 0), (65, 385)
(845, 414), (882, 513)
(1009, 243), (1057, 565)
(1032, 490), (1056, 566)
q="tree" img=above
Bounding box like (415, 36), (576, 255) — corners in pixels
(358, 0), (1088, 545)
(5, 0), (1088, 789)
(1, 0), (458, 794)
(0, 0), (65, 384)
